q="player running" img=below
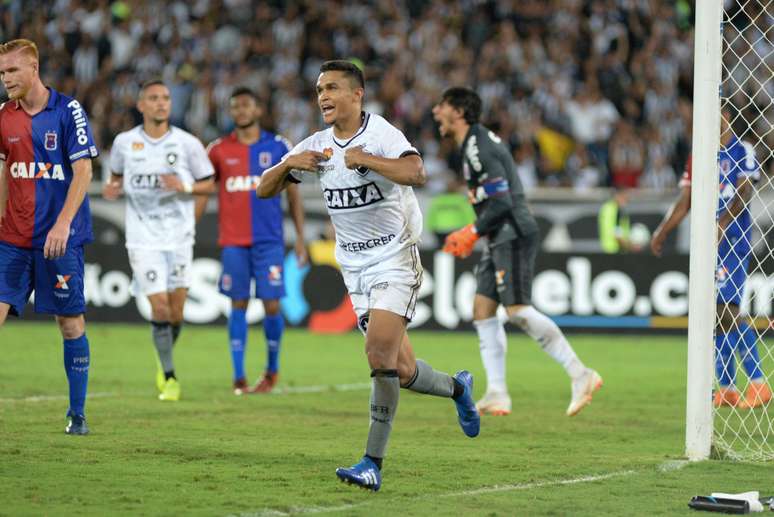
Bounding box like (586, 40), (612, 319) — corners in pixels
(433, 87), (602, 417)
(207, 87), (307, 395)
(0, 39), (98, 434)
(651, 108), (771, 409)
(258, 60), (480, 492)
(103, 80), (214, 402)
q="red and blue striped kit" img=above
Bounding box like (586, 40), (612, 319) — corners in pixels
(208, 131), (291, 247)
(0, 88), (98, 249)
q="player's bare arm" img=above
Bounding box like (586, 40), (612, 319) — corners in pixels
(160, 174), (215, 195)
(286, 182), (308, 266)
(344, 145), (426, 187)
(651, 186), (691, 256)
(44, 157), (92, 259)
(717, 175), (753, 236)
(257, 150), (327, 198)
(102, 172), (123, 200)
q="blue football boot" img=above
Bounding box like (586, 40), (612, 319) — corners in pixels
(65, 410), (89, 436)
(453, 370), (480, 437)
(335, 456), (381, 491)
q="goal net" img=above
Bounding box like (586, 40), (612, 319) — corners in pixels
(689, 0), (774, 461)
(711, 0), (774, 461)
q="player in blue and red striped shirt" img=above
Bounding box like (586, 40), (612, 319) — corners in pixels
(207, 87), (307, 394)
(0, 39), (98, 434)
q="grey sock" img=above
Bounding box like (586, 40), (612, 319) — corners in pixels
(151, 321), (174, 373)
(365, 369), (400, 460)
(403, 359), (454, 398)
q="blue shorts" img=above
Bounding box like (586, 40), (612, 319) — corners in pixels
(0, 241), (86, 317)
(716, 235), (750, 306)
(219, 243), (286, 301)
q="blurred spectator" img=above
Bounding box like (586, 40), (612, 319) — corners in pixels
(598, 188), (639, 253)
(4, 0), (769, 187)
(425, 178), (476, 246)
(608, 120), (645, 188)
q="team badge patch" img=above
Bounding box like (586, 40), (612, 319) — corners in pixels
(44, 131), (58, 151)
(167, 152), (178, 165)
(222, 273), (232, 291)
(132, 141), (144, 151)
(323, 147), (333, 159)
(268, 265), (283, 285)
(259, 151), (272, 168)
(495, 269), (506, 285)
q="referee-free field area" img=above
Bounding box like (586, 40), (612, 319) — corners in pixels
(1, 323), (771, 516)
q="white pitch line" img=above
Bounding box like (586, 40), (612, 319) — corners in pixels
(0, 391), (116, 404)
(234, 469), (638, 517)
(271, 382), (371, 395)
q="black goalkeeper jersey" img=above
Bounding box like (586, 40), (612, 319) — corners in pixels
(460, 124), (538, 246)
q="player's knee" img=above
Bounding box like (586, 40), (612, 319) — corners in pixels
(55, 315), (85, 340)
(150, 302), (171, 322)
(232, 299), (249, 311)
(263, 299), (280, 315)
(365, 345), (395, 370)
(396, 357), (416, 385)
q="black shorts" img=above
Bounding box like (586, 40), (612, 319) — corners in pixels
(475, 233), (539, 307)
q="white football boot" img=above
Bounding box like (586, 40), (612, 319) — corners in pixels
(475, 390), (512, 416)
(566, 368), (603, 416)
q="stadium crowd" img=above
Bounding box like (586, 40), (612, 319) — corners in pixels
(2, 0), (771, 193)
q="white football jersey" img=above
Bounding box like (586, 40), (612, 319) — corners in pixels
(110, 126), (214, 250)
(288, 113), (423, 269)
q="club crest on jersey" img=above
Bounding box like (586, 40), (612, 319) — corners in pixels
(259, 151), (273, 168)
(167, 152), (178, 165)
(323, 147), (333, 159)
(44, 130), (57, 151)
(355, 166), (370, 177)
(132, 141), (144, 151)
(323, 182), (384, 210)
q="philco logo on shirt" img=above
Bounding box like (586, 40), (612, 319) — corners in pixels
(67, 100), (90, 146)
(323, 182), (384, 210)
(9, 162), (65, 180)
(225, 175), (261, 192)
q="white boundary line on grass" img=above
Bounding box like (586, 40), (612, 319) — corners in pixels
(0, 382), (372, 404)
(0, 391), (117, 404)
(234, 469), (638, 517)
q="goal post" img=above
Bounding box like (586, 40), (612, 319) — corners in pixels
(687, 0), (774, 461)
(685, 0), (723, 462)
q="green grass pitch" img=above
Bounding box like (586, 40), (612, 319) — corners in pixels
(1, 322), (771, 516)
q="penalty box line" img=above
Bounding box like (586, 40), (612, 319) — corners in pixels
(235, 469), (639, 517)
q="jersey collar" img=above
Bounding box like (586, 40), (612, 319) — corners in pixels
(332, 111), (370, 148)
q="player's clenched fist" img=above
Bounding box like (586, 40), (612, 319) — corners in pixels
(344, 145), (370, 170)
(102, 179), (123, 201)
(286, 150), (328, 172)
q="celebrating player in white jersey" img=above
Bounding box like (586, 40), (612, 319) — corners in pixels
(103, 80), (215, 402)
(258, 60), (480, 492)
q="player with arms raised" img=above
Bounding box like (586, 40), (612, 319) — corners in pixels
(0, 39), (99, 434)
(651, 107), (771, 408)
(258, 60), (480, 491)
(433, 87), (602, 417)
(103, 80), (214, 402)
(207, 87), (307, 395)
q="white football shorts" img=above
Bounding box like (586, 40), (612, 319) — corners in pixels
(341, 244), (422, 334)
(128, 245), (193, 296)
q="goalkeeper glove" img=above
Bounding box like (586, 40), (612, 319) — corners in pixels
(443, 224), (479, 258)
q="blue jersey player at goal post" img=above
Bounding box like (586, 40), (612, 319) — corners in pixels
(0, 39), (99, 435)
(651, 106), (771, 409)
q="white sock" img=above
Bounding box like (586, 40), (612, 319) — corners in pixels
(509, 306), (585, 379)
(473, 317), (508, 393)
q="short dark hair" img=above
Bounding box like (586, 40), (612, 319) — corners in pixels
(440, 87), (482, 125)
(230, 86), (258, 103)
(319, 60), (365, 90)
(139, 79), (166, 96)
